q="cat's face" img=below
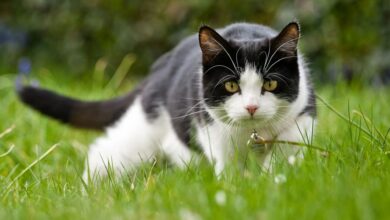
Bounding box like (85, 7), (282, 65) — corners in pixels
(199, 22), (300, 126)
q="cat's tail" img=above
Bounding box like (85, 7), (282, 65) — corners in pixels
(15, 76), (142, 130)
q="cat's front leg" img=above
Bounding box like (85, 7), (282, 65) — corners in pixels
(263, 115), (316, 170)
(196, 122), (231, 175)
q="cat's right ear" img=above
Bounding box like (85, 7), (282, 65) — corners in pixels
(199, 26), (230, 63)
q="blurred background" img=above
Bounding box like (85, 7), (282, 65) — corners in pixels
(0, 0), (389, 85)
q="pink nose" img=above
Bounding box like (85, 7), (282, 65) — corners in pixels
(245, 105), (258, 116)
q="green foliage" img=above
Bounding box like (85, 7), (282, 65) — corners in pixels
(1, 0), (389, 81)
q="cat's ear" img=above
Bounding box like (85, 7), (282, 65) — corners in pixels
(199, 25), (230, 63)
(272, 22), (300, 55)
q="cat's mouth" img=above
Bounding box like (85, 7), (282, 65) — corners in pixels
(219, 114), (272, 127)
(207, 107), (273, 127)
(234, 116), (271, 125)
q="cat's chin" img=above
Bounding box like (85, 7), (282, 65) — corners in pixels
(237, 118), (270, 127)
(219, 116), (271, 128)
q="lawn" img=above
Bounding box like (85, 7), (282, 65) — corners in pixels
(0, 70), (389, 220)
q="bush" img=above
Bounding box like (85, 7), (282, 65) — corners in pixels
(0, 0), (389, 83)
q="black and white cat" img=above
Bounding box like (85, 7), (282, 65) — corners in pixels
(17, 22), (316, 180)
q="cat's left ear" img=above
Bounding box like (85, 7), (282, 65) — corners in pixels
(199, 25), (231, 63)
(272, 22), (300, 55)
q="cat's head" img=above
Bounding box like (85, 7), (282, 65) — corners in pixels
(199, 22), (301, 127)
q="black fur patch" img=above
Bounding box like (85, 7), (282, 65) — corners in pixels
(17, 84), (141, 129)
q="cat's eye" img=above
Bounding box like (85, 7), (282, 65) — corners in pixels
(224, 81), (239, 93)
(263, 80), (278, 92)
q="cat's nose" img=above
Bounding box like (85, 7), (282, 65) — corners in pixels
(245, 105), (258, 116)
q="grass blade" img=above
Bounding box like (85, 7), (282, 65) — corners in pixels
(0, 144), (15, 158)
(0, 125), (15, 139)
(316, 95), (382, 144)
(1, 143), (59, 199)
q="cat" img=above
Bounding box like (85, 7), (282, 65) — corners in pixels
(17, 21), (316, 181)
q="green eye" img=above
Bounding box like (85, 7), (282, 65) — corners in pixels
(224, 81), (239, 93)
(263, 80), (278, 92)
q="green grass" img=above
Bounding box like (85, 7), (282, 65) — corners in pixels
(0, 70), (389, 220)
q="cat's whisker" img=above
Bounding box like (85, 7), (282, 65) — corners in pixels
(214, 75), (237, 87)
(263, 37), (300, 72)
(265, 73), (289, 85)
(262, 39), (271, 72)
(168, 98), (209, 106)
(172, 109), (209, 120)
(235, 45), (244, 70)
(204, 64), (236, 76)
(177, 97), (209, 101)
(258, 50), (268, 72)
(212, 75), (238, 94)
(181, 99), (208, 116)
(210, 38), (239, 74)
(265, 71), (290, 81)
(265, 56), (297, 73)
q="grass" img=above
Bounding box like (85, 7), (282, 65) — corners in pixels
(0, 69), (389, 220)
